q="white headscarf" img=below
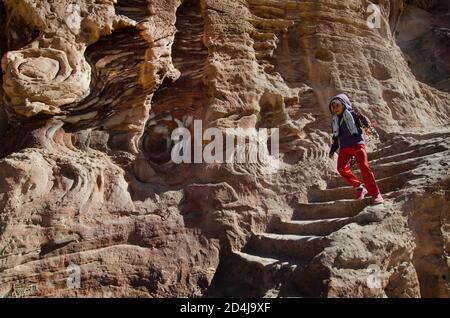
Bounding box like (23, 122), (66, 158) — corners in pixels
(329, 96), (359, 138)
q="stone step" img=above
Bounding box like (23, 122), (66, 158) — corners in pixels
(367, 137), (447, 161)
(245, 233), (330, 261)
(207, 251), (304, 298)
(233, 251), (303, 272)
(293, 198), (370, 220)
(270, 217), (352, 236)
(368, 140), (419, 162)
(309, 171), (421, 202)
(230, 251), (308, 297)
(384, 131), (450, 143)
(370, 144), (448, 166)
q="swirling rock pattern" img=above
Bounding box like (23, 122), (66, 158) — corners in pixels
(63, 27), (152, 154)
(0, 0), (449, 298)
(142, 0), (208, 165)
(2, 36), (91, 117)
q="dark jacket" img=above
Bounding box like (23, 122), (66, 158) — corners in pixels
(329, 94), (370, 155)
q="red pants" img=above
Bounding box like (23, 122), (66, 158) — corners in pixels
(337, 144), (380, 196)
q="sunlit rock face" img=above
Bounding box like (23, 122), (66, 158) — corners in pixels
(2, 36), (91, 117)
(396, 0), (450, 92)
(0, 0), (449, 298)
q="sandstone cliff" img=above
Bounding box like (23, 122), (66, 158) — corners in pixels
(0, 0), (448, 297)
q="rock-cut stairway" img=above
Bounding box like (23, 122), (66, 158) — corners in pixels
(208, 133), (450, 297)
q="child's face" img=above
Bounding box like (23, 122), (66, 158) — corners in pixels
(331, 100), (344, 115)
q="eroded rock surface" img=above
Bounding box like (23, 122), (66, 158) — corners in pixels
(0, 0), (449, 298)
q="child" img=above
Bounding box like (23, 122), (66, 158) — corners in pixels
(328, 94), (384, 205)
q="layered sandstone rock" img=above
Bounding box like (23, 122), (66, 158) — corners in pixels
(0, 0), (449, 298)
(396, 0), (450, 92)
